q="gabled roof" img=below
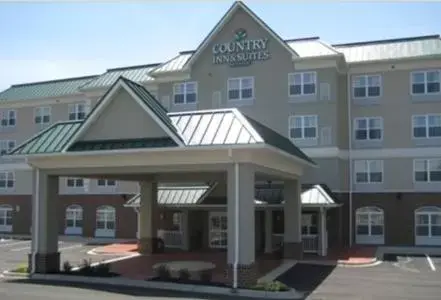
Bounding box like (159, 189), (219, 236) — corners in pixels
(181, 1), (298, 70)
(150, 52), (193, 75)
(0, 75), (97, 102)
(286, 37), (341, 58)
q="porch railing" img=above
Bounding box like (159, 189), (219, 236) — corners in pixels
(157, 229), (184, 249)
(272, 233), (319, 253)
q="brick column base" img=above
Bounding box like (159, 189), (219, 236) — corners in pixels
(225, 263), (259, 288)
(28, 252), (60, 274)
(283, 242), (303, 259)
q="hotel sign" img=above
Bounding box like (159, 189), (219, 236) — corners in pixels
(212, 29), (270, 67)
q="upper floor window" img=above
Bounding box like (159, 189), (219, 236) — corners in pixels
(34, 106), (51, 125)
(97, 179), (116, 187)
(0, 140), (15, 156)
(289, 115), (317, 140)
(227, 77), (254, 101)
(66, 177), (84, 188)
(352, 75), (381, 98)
(354, 117), (383, 141)
(0, 171), (15, 189)
(354, 160), (383, 184)
(412, 114), (441, 139)
(68, 103), (87, 121)
(288, 72), (316, 96)
(414, 158), (441, 182)
(173, 82), (197, 104)
(0, 110), (16, 128)
(411, 70), (440, 95)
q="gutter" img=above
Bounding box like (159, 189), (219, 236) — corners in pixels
(233, 162), (239, 290)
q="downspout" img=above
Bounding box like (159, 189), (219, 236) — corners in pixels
(346, 71), (353, 248)
(31, 168), (40, 274)
(228, 148), (239, 290)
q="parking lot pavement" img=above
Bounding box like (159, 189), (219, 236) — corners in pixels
(384, 253), (441, 274)
(0, 239), (132, 274)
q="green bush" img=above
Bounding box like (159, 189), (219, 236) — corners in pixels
(251, 281), (290, 292)
(78, 259), (94, 275)
(178, 268), (191, 280)
(156, 264), (171, 280)
(63, 261), (72, 273)
(12, 264), (29, 274)
(94, 262), (111, 275)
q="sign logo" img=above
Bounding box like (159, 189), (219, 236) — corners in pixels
(212, 29), (270, 67)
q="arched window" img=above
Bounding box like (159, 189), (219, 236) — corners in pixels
(415, 206), (441, 245)
(355, 206), (384, 245)
(65, 205), (83, 235)
(0, 204), (13, 232)
(95, 206), (116, 238)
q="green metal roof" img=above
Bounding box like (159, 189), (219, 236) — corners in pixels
(0, 76), (97, 102)
(80, 64), (159, 90)
(69, 137), (177, 151)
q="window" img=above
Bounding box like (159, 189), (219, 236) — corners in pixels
(173, 82), (197, 104)
(356, 207), (384, 244)
(34, 106), (51, 126)
(301, 214), (318, 235)
(0, 140), (15, 156)
(209, 212), (227, 248)
(0, 205), (12, 232)
(412, 114), (441, 138)
(288, 72), (316, 96)
(415, 207), (441, 239)
(171, 212), (182, 231)
(68, 103), (87, 120)
(96, 206), (116, 233)
(66, 177), (84, 188)
(354, 117), (383, 141)
(227, 77), (254, 101)
(353, 75), (381, 98)
(414, 158), (441, 182)
(0, 171), (14, 189)
(289, 115), (318, 140)
(97, 179), (116, 187)
(65, 205), (83, 235)
(354, 160), (383, 183)
(0, 110), (16, 128)
(411, 70), (440, 95)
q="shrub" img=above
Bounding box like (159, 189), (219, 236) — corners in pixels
(12, 264), (29, 274)
(178, 268), (191, 281)
(94, 262), (111, 275)
(78, 259), (94, 275)
(156, 264), (171, 280)
(251, 281), (289, 292)
(62, 261), (73, 273)
(199, 269), (212, 282)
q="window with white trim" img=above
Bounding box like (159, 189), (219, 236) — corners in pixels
(0, 110), (16, 128)
(97, 179), (116, 187)
(412, 114), (441, 138)
(288, 72), (316, 96)
(356, 207), (384, 236)
(65, 205), (83, 235)
(68, 103), (87, 120)
(34, 106), (51, 126)
(411, 70), (440, 95)
(227, 77), (254, 101)
(0, 171), (14, 189)
(414, 158), (441, 182)
(209, 212), (227, 248)
(66, 177), (84, 188)
(352, 75), (381, 98)
(173, 82), (197, 104)
(0, 140), (15, 156)
(415, 207), (441, 238)
(289, 115), (317, 140)
(96, 206), (115, 231)
(354, 160), (383, 183)
(0, 205), (12, 232)
(354, 117), (383, 141)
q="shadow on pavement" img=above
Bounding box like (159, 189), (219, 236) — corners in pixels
(4, 278), (251, 300)
(276, 263), (336, 296)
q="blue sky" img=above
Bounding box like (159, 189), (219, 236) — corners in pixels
(0, 1), (440, 90)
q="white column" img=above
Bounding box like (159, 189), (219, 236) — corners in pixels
(320, 207), (327, 256)
(264, 209), (273, 253)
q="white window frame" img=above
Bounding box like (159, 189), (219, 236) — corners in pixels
(209, 211), (227, 249)
(412, 114), (441, 139)
(354, 160), (384, 184)
(0, 140), (16, 156)
(288, 72), (317, 97)
(227, 77), (254, 101)
(0, 171), (15, 189)
(97, 179), (117, 187)
(415, 207), (441, 243)
(95, 205), (116, 238)
(0, 204), (13, 232)
(66, 177), (85, 188)
(301, 214), (318, 236)
(352, 74), (382, 98)
(355, 206), (384, 245)
(0, 110), (17, 128)
(288, 115), (318, 140)
(173, 82), (198, 105)
(353, 117), (383, 141)
(411, 70), (441, 95)
(34, 106), (51, 126)
(68, 103), (87, 121)
(413, 158), (441, 183)
(65, 205), (83, 235)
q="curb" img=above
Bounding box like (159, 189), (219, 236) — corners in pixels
(30, 274), (305, 299)
(299, 258), (382, 268)
(2, 270), (30, 278)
